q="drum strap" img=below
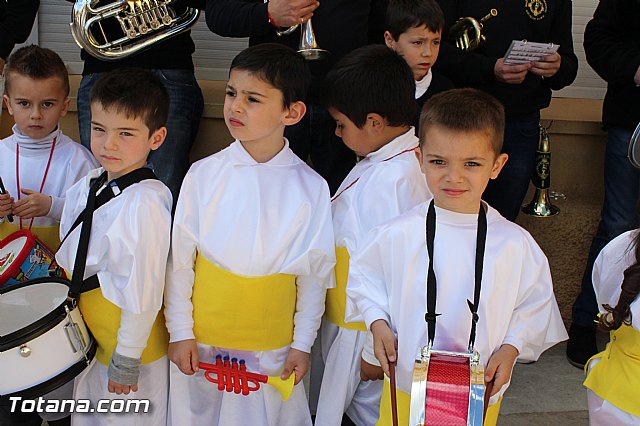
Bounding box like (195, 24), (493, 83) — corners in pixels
(63, 167), (158, 298)
(424, 199), (487, 351)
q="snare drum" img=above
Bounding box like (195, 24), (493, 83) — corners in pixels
(0, 278), (96, 399)
(410, 347), (485, 426)
(0, 229), (65, 288)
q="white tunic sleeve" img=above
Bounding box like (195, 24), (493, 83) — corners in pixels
(346, 227), (392, 328)
(165, 170), (199, 342)
(502, 231), (567, 361)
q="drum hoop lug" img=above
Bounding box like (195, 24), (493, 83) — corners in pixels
(63, 306), (88, 357)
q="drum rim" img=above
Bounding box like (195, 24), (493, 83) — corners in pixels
(0, 229), (39, 288)
(0, 335), (97, 400)
(0, 277), (73, 351)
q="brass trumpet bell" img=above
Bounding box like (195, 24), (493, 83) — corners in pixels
(449, 9), (498, 51)
(298, 18), (329, 60)
(522, 125), (560, 217)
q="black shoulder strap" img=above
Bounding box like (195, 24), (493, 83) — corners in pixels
(65, 167), (158, 298)
(424, 200), (487, 351)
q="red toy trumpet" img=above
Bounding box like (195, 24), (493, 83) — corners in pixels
(199, 355), (294, 401)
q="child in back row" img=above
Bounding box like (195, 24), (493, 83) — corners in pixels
(314, 45), (431, 426)
(0, 45), (97, 250)
(164, 44), (335, 426)
(583, 228), (640, 425)
(384, 0), (453, 134)
(56, 68), (172, 426)
(347, 89), (567, 425)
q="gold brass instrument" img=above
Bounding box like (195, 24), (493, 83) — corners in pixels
(70, 0), (200, 61)
(448, 9), (498, 51)
(522, 124), (560, 217)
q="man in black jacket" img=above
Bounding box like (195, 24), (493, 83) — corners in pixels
(434, 0), (578, 222)
(206, 0), (388, 193)
(68, 0), (205, 207)
(0, 0), (39, 119)
(567, 0), (640, 369)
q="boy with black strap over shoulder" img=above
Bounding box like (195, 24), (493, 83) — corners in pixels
(56, 68), (172, 426)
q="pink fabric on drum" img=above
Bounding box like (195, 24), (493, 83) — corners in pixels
(425, 353), (470, 425)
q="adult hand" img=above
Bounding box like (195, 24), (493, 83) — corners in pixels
(268, 0), (319, 28)
(494, 58), (531, 84)
(0, 193), (14, 218)
(12, 189), (52, 219)
(529, 52), (561, 78)
(168, 339), (200, 375)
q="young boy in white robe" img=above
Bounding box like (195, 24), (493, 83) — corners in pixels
(165, 44), (335, 426)
(383, 0), (453, 134)
(0, 45), (97, 251)
(347, 88), (567, 426)
(584, 229), (640, 425)
(56, 69), (172, 426)
(0, 45), (97, 426)
(314, 45), (431, 426)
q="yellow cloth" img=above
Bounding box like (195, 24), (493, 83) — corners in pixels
(583, 324), (640, 417)
(377, 377), (501, 426)
(192, 254), (297, 351)
(0, 223), (61, 253)
(78, 287), (168, 366)
(325, 247), (367, 331)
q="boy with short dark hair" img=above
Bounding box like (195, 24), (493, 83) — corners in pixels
(165, 43), (335, 426)
(347, 88), (567, 425)
(56, 68), (172, 426)
(384, 0), (453, 133)
(314, 45), (431, 426)
(0, 45), (98, 250)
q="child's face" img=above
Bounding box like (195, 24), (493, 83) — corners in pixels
(90, 103), (165, 181)
(385, 26), (441, 81)
(3, 75), (69, 140)
(417, 125), (508, 214)
(328, 108), (386, 157)
(224, 69), (300, 150)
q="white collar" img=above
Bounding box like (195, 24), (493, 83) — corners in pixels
(415, 70), (433, 99)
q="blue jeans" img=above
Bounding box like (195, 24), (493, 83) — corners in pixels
(284, 104), (356, 194)
(77, 69), (204, 206)
(571, 126), (640, 327)
(483, 112), (540, 222)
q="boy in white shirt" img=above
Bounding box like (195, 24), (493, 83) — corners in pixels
(165, 44), (335, 426)
(314, 44), (431, 426)
(347, 88), (567, 425)
(0, 45), (97, 251)
(56, 68), (172, 426)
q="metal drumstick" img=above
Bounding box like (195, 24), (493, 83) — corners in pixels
(0, 177), (14, 222)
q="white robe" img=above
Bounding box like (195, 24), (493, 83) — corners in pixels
(347, 200), (567, 405)
(57, 167), (172, 426)
(0, 125), (98, 226)
(586, 230), (640, 426)
(165, 140), (335, 426)
(315, 129), (430, 426)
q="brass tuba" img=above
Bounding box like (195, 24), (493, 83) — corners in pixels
(522, 124), (560, 217)
(70, 0), (200, 61)
(448, 9), (498, 51)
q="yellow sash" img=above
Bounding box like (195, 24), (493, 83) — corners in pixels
(325, 247), (367, 331)
(78, 287), (168, 366)
(0, 223), (60, 253)
(192, 254), (296, 351)
(583, 324), (640, 416)
(378, 378), (501, 426)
